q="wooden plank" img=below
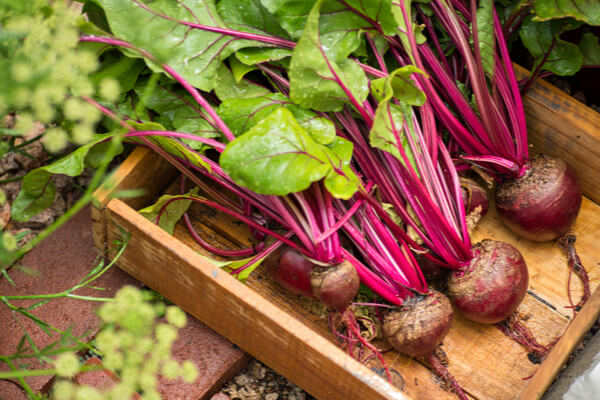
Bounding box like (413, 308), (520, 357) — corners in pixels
(517, 65), (600, 204)
(101, 198), (406, 400)
(518, 284), (600, 400)
(92, 147), (177, 252)
(94, 146), (177, 209)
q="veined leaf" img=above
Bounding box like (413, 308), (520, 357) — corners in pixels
(220, 108), (358, 198)
(89, 52), (145, 93)
(125, 121), (212, 171)
(138, 84), (221, 150)
(12, 134), (122, 222)
(96, 0), (262, 91)
(139, 187), (200, 235)
(370, 65), (427, 106)
(215, 64), (271, 101)
(532, 0), (600, 26)
(288, 0), (369, 111)
(218, 0), (290, 38)
(234, 47), (293, 65)
(342, 0), (398, 35)
(217, 93), (336, 144)
(220, 107), (331, 195)
(323, 137), (359, 199)
(520, 17), (583, 76)
(369, 67), (424, 170)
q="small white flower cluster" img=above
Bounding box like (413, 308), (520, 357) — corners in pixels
(1, 1), (120, 153)
(52, 286), (198, 400)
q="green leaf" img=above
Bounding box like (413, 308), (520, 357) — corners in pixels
(220, 107), (331, 195)
(370, 66), (426, 106)
(342, 0), (398, 35)
(125, 121), (212, 170)
(139, 84), (221, 150)
(369, 67), (423, 170)
(229, 56), (258, 82)
(580, 32), (600, 65)
(218, 0), (290, 39)
(475, 0), (495, 77)
(259, 0), (316, 39)
(217, 93), (336, 144)
(89, 52), (145, 93)
(234, 47), (293, 65)
(520, 17), (584, 76)
(214, 64), (271, 101)
(139, 188), (200, 235)
(288, 0), (369, 111)
(323, 137), (359, 199)
(96, 0), (261, 91)
(260, 0), (375, 42)
(532, 0), (600, 26)
(196, 253), (266, 282)
(12, 134), (122, 222)
(370, 102), (408, 161)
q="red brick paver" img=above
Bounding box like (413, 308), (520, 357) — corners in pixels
(0, 206), (248, 399)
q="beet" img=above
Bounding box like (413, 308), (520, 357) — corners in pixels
(271, 247), (315, 297)
(271, 248), (360, 310)
(448, 240), (528, 324)
(495, 154), (582, 242)
(416, 252), (449, 281)
(460, 176), (489, 216)
(382, 290), (453, 357)
(311, 260), (360, 311)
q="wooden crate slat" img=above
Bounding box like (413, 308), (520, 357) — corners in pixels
(100, 198), (406, 400)
(517, 280), (600, 399)
(516, 65), (600, 204)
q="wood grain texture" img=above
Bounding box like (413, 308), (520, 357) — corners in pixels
(517, 282), (600, 400)
(99, 198), (407, 400)
(517, 65), (600, 204)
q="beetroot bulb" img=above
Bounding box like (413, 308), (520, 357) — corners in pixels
(495, 154), (582, 242)
(448, 240), (528, 324)
(460, 176), (489, 217)
(270, 247), (360, 311)
(382, 290), (453, 357)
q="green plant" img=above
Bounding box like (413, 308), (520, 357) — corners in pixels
(1, 233), (198, 399)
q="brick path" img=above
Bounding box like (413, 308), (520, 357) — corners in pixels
(0, 206), (248, 399)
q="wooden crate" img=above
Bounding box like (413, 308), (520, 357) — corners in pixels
(91, 71), (600, 400)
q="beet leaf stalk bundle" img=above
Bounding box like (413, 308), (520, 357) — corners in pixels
(403, 0), (583, 243)
(396, 0), (589, 314)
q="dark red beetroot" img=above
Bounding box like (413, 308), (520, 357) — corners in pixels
(271, 247), (315, 297)
(460, 176), (489, 216)
(448, 240), (528, 324)
(382, 290), (453, 357)
(495, 154), (582, 242)
(416, 252), (449, 281)
(271, 248), (360, 311)
(311, 260), (360, 311)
